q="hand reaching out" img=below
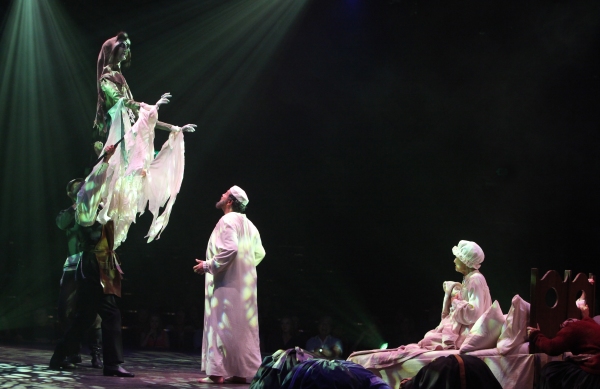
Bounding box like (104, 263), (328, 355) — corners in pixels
(181, 124), (197, 132)
(172, 124), (197, 133)
(156, 92), (172, 109)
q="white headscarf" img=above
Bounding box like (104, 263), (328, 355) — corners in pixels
(452, 240), (485, 269)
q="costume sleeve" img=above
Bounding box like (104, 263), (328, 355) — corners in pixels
(254, 233), (266, 266)
(206, 221), (238, 275)
(75, 163), (109, 227)
(101, 79), (140, 113)
(155, 121), (178, 132)
(451, 275), (489, 326)
(531, 325), (578, 356)
(56, 207), (75, 230)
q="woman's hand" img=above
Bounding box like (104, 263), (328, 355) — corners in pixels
(155, 92), (172, 109)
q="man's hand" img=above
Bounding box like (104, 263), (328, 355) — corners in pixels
(527, 324), (540, 338)
(103, 144), (116, 163)
(193, 259), (205, 274)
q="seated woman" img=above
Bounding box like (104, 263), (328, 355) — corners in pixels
(528, 296), (600, 389)
(348, 240), (492, 368)
(418, 240), (492, 350)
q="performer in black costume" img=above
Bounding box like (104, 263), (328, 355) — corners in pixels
(56, 177), (103, 369)
(49, 145), (134, 377)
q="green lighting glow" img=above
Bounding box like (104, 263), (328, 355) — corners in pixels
(0, 0), (94, 331)
(0, 0), (310, 334)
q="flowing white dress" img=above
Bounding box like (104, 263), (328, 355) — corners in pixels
(201, 212), (266, 378)
(87, 97), (185, 249)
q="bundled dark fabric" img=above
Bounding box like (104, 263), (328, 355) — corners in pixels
(281, 359), (391, 389)
(539, 360), (600, 389)
(250, 348), (316, 389)
(402, 355), (502, 389)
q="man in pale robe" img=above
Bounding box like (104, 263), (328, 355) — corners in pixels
(193, 186), (266, 384)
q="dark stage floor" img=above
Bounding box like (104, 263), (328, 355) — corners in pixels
(0, 344), (251, 389)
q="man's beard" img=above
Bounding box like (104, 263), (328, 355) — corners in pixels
(215, 199), (227, 209)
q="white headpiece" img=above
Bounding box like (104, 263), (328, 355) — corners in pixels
(452, 240), (485, 269)
(229, 185), (249, 206)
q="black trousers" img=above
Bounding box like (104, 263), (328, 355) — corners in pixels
(52, 260), (123, 366)
(58, 268), (102, 356)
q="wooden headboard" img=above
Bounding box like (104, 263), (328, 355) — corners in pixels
(529, 268), (596, 353)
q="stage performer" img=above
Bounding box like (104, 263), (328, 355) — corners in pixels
(528, 297), (600, 389)
(93, 32), (195, 145)
(417, 240), (492, 350)
(347, 241), (492, 371)
(90, 31), (196, 249)
(56, 177), (103, 369)
(50, 145), (134, 377)
(193, 186), (266, 384)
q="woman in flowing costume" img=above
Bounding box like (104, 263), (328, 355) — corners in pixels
(348, 241), (492, 372)
(90, 32), (197, 249)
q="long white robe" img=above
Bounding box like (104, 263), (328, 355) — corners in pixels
(201, 212), (266, 378)
(418, 270), (492, 350)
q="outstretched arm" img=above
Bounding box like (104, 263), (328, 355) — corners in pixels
(155, 121), (197, 132)
(153, 92), (197, 133)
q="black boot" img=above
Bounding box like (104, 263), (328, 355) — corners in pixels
(49, 353), (76, 371)
(103, 365), (134, 377)
(91, 348), (103, 369)
(89, 324), (103, 368)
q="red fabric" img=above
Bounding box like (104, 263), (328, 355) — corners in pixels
(531, 317), (600, 375)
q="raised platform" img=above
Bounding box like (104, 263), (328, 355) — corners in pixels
(0, 343), (251, 388)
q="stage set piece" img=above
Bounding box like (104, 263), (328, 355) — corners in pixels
(348, 269), (596, 389)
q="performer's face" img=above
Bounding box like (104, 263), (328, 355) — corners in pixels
(454, 257), (470, 275)
(115, 39), (131, 63)
(215, 190), (232, 209)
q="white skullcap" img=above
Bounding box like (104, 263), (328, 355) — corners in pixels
(452, 240), (485, 269)
(229, 185), (249, 206)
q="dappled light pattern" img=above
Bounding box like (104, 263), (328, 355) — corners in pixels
(0, 0), (95, 320)
(0, 344), (249, 388)
(92, 100), (186, 249)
